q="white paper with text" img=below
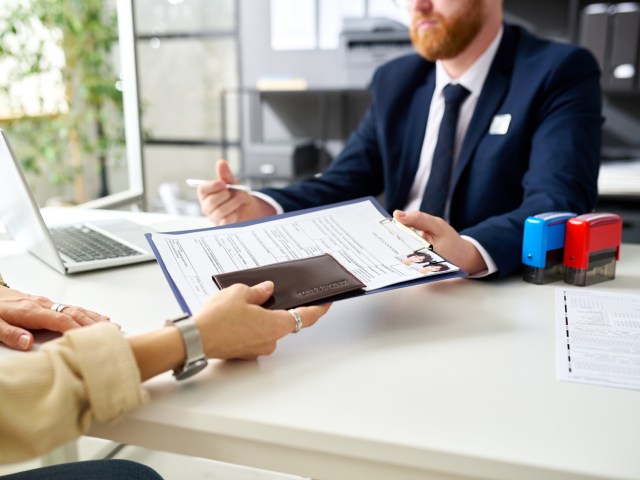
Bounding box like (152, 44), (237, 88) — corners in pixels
(148, 200), (458, 313)
(556, 288), (640, 391)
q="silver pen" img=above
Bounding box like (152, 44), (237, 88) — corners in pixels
(185, 178), (251, 192)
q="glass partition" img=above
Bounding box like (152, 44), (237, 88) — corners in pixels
(0, 0), (144, 209)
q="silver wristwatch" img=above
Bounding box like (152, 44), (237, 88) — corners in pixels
(165, 313), (208, 380)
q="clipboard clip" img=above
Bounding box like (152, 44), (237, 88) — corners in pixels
(379, 218), (433, 252)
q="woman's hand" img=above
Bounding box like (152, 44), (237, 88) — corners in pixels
(0, 287), (110, 350)
(194, 281), (330, 360)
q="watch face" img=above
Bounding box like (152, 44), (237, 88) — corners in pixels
(175, 357), (208, 380)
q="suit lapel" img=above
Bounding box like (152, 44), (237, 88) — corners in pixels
(451, 25), (517, 189)
(394, 72), (435, 209)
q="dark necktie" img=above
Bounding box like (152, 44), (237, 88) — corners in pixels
(420, 83), (471, 217)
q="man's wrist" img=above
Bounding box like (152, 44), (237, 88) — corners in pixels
(460, 235), (497, 277)
(250, 191), (282, 215)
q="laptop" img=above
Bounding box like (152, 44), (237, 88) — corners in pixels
(0, 129), (156, 274)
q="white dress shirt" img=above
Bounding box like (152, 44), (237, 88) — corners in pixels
(404, 27), (503, 277)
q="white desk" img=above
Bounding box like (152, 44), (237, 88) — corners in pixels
(2, 209), (640, 480)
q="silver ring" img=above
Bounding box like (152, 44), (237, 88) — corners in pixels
(50, 303), (68, 313)
(288, 308), (302, 334)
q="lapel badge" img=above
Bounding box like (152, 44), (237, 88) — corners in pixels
(489, 114), (511, 135)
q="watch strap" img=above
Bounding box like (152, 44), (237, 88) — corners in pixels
(165, 314), (208, 380)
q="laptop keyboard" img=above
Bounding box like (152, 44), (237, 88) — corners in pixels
(50, 225), (142, 263)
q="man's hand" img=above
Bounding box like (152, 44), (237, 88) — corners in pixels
(197, 159), (276, 225)
(393, 210), (488, 275)
(0, 287), (111, 351)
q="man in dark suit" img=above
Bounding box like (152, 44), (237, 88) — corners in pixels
(198, 0), (601, 278)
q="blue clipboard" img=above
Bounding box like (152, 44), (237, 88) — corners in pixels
(146, 196), (467, 314)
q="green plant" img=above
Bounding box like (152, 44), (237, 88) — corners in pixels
(0, 0), (124, 203)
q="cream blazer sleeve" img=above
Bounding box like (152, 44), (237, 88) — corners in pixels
(0, 322), (149, 463)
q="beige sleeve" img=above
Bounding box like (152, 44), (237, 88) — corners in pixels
(0, 322), (149, 464)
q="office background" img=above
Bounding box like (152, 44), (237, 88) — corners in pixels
(0, 0), (639, 240)
(1, 2), (640, 479)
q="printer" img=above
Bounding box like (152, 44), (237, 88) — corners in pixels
(339, 17), (414, 88)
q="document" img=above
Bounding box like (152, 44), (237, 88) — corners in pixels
(555, 288), (640, 391)
(147, 197), (464, 314)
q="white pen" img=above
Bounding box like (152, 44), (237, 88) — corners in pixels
(185, 178), (251, 192)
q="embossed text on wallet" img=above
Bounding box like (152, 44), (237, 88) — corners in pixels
(212, 253), (365, 310)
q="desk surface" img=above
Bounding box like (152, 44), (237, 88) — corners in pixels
(2, 209), (639, 480)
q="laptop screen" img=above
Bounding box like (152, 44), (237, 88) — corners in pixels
(0, 129), (67, 274)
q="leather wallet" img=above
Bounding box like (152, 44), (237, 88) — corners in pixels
(212, 253), (365, 310)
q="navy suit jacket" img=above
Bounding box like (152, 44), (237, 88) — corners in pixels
(260, 24), (602, 277)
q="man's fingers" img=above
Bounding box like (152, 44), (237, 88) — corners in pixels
(393, 209), (435, 231)
(217, 213), (239, 226)
(209, 194), (245, 221)
(199, 183), (250, 225)
(216, 159), (239, 185)
(198, 180), (230, 199)
(394, 209), (449, 239)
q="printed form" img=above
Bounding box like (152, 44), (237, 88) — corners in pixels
(556, 288), (640, 391)
(148, 199), (457, 314)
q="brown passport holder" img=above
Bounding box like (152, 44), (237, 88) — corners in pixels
(211, 253), (365, 310)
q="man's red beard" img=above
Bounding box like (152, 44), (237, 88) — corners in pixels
(410, 1), (485, 61)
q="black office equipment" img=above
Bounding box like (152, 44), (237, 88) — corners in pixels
(608, 3), (640, 91)
(578, 3), (609, 71)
